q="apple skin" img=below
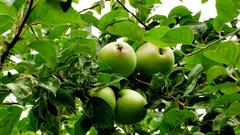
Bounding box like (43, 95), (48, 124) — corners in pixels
(90, 87), (116, 111)
(115, 89), (147, 125)
(97, 42), (137, 77)
(136, 42), (174, 78)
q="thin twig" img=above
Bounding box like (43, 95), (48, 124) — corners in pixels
(78, 4), (99, 13)
(116, 0), (149, 30)
(187, 29), (240, 56)
(133, 77), (150, 85)
(0, 0), (34, 70)
(29, 25), (38, 40)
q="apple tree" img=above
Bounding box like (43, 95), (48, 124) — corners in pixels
(0, 0), (240, 135)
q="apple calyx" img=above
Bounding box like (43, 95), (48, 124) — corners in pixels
(116, 44), (123, 52)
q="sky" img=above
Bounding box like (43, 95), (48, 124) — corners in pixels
(73, 0), (217, 21)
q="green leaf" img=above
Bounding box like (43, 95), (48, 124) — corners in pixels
(201, 0), (208, 3)
(97, 72), (112, 84)
(207, 66), (228, 83)
(28, 0), (83, 26)
(193, 11), (201, 22)
(143, 0), (161, 5)
(183, 64), (204, 96)
(226, 102), (240, 116)
(206, 82), (240, 94)
(159, 109), (196, 134)
(49, 88), (75, 110)
(85, 97), (114, 129)
(98, 9), (129, 30)
(213, 102), (240, 132)
(136, 6), (151, 22)
(213, 0), (238, 32)
(6, 78), (32, 99)
(0, 90), (10, 103)
(80, 12), (99, 28)
(74, 114), (92, 135)
(212, 113), (227, 131)
(168, 6), (192, 17)
(37, 78), (60, 95)
(164, 96), (180, 114)
(0, 15), (14, 34)
(13, 0), (25, 11)
(70, 30), (91, 39)
(237, 45), (240, 71)
(70, 39), (97, 55)
(129, 0), (160, 7)
(72, 0), (79, 3)
(161, 26), (194, 46)
(107, 21), (145, 41)
(48, 24), (70, 39)
(183, 50), (218, 70)
(204, 41), (239, 66)
(188, 23), (207, 35)
(97, 73), (125, 89)
(213, 17), (229, 33)
(213, 94), (240, 108)
(0, 2), (16, 18)
(0, 105), (23, 135)
(161, 17), (176, 26)
(144, 26), (194, 47)
(143, 26), (170, 45)
(28, 40), (57, 67)
(150, 73), (165, 92)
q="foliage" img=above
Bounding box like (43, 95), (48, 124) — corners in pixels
(0, 0), (240, 134)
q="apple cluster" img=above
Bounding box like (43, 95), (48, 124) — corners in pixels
(97, 41), (175, 78)
(90, 87), (147, 125)
(93, 41), (175, 124)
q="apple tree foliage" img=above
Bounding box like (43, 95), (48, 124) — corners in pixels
(0, 0), (240, 134)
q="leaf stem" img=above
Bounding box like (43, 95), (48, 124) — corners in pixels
(29, 25), (38, 40)
(116, 0), (149, 30)
(133, 77), (150, 85)
(233, 69), (240, 84)
(187, 28), (240, 56)
(0, 0), (34, 71)
(78, 4), (100, 13)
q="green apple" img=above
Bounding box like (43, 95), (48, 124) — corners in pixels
(90, 87), (116, 111)
(115, 89), (147, 125)
(136, 42), (174, 78)
(97, 42), (137, 77)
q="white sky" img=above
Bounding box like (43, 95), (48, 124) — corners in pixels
(73, 0), (217, 21)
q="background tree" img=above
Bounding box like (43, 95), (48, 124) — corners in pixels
(0, 0), (240, 135)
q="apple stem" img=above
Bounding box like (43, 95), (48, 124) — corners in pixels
(159, 48), (164, 55)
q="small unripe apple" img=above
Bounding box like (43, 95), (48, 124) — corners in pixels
(89, 87), (116, 111)
(136, 42), (174, 78)
(97, 42), (137, 77)
(115, 89), (147, 125)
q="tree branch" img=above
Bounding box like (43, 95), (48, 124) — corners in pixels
(187, 29), (240, 56)
(116, 0), (149, 30)
(0, 0), (34, 70)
